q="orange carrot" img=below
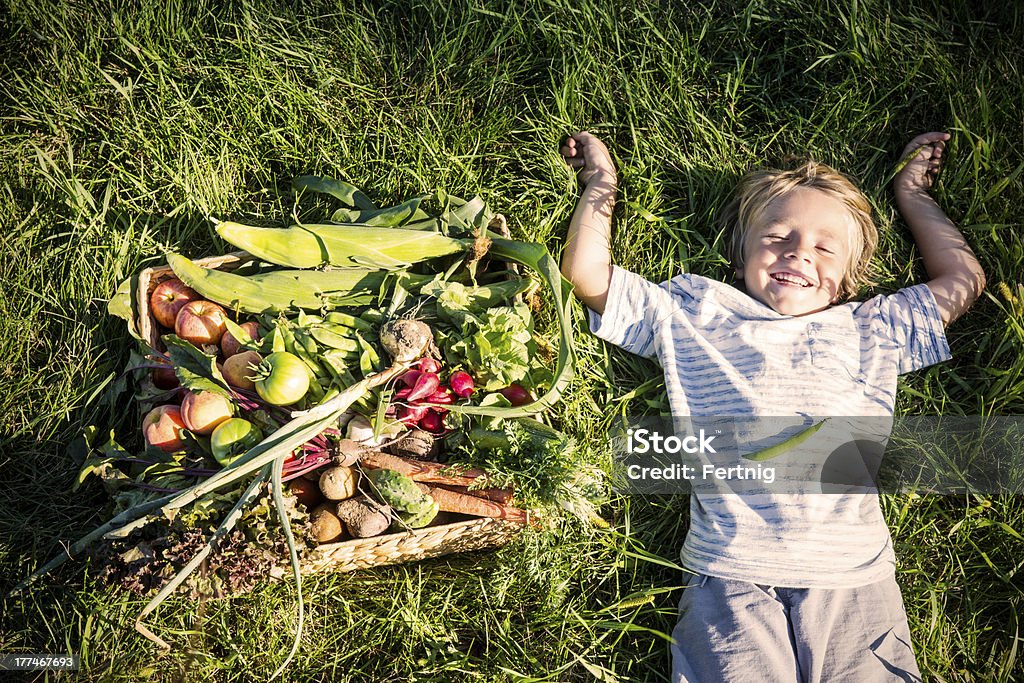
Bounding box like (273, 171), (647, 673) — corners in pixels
(358, 450), (491, 487)
(434, 483), (515, 506)
(417, 484), (529, 525)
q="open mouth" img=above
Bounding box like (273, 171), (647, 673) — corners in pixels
(770, 272), (813, 287)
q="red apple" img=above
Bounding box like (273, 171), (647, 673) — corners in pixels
(179, 390), (234, 435)
(175, 300), (228, 346)
(142, 405), (187, 453)
(150, 278), (200, 329)
(222, 350), (262, 391)
(221, 321), (261, 358)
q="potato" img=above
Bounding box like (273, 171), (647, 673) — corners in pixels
(319, 465), (358, 501)
(335, 497), (391, 538)
(309, 504), (345, 544)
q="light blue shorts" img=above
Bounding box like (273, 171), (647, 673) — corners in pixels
(670, 572), (922, 682)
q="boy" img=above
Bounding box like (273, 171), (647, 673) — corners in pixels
(560, 131), (985, 682)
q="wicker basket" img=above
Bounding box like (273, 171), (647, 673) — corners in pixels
(301, 517), (523, 575)
(135, 234), (525, 575)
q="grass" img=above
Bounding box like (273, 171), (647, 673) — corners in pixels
(1, 0), (1022, 680)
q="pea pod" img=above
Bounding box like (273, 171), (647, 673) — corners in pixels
(319, 349), (349, 382)
(277, 321), (325, 390)
(356, 332), (380, 377)
(268, 327), (286, 354)
(306, 377), (326, 403)
(742, 419), (830, 462)
(324, 311), (375, 333)
(360, 308), (385, 325)
(292, 327), (320, 356)
(293, 341), (327, 379)
(310, 327), (360, 353)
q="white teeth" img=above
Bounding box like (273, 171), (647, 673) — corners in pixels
(772, 272), (811, 287)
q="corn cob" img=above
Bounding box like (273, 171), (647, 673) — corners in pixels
(215, 221), (469, 270)
(166, 253), (422, 313)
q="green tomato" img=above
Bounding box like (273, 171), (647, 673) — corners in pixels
(210, 418), (263, 467)
(255, 351), (310, 406)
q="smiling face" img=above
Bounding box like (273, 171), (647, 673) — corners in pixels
(735, 186), (856, 316)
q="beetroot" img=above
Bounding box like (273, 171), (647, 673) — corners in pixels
(499, 383), (532, 407)
(152, 364), (180, 390)
(448, 371), (474, 398)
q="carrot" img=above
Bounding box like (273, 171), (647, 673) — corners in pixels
(434, 483), (514, 505)
(357, 449), (491, 487)
(417, 484), (529, 525)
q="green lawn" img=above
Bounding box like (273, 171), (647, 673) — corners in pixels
(2, 0), (1022, 680)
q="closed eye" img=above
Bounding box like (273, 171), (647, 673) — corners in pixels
(817, 246), (834, 254)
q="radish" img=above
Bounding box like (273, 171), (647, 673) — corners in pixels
(419, 409), (444, 433)
(400, 370), (422, 388)
(406, 372), (440, 402)
(448, 371), (474, 398)
(418, 357), (441, 374)
(398, 404), (429, 425)
(425, 389), (453, 405)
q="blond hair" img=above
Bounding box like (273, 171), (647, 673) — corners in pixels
(721, 160), (877, 300)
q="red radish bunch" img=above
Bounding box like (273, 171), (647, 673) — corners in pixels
(390, 358), (476, 434)
(449, 371), (474, 398)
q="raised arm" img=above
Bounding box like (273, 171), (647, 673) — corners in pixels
(560, 132), (617, 315)
(894, 132), (986, 326)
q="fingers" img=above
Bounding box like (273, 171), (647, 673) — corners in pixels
(560, 138), (585, 170)
(895, 132), (951, 192)
(909, 131), (951, 147)
(560, 131), (617, 186)
(560, 131), (605, 166)
(560, 136), (579, 158)
(899, 131), (952, 169)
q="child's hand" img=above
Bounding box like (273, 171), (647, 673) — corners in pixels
(894, 132), (950, 196)
(561, 131), (617, 188)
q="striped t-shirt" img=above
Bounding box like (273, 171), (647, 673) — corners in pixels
(589, 266), (950, 587)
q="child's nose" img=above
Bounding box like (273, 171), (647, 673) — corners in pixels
(784, 241), (814, 262)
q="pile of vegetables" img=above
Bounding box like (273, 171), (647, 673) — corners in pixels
(18, 178), (603, 678)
